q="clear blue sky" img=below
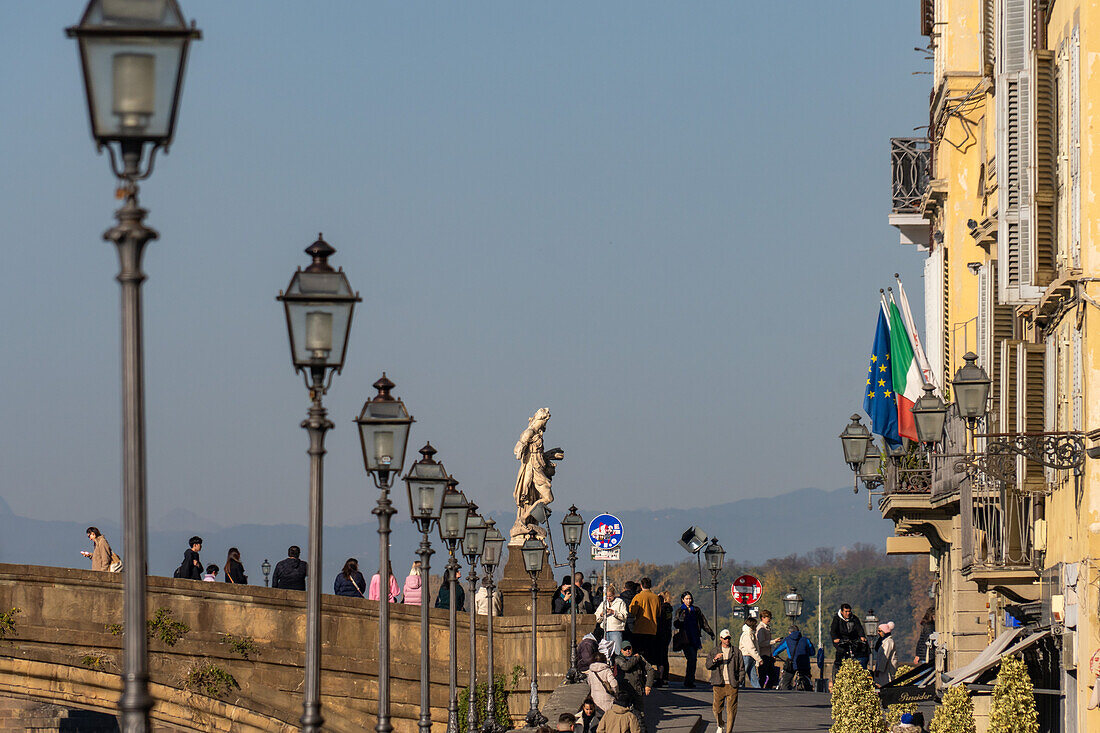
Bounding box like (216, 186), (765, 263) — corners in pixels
(0, 2), (929, 530)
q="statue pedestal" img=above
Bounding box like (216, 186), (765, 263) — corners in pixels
(497, 545), (558, 617)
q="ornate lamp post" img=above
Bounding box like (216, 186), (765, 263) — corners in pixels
(782, 588), (803, 621)
(481, 521), (506, 733)
(67, 3), (200, 729)
(356, 375), (415, 733)
(561, 506), (585, 683)
(439, 481), (470, 733)
(863, 609), (879, 639)
(840, 414), (874, 493)
(405, 444), (449, 733)
(703, 538), (725, 629)
(911, 383), (948, 447)
(522, 530), (549, 727)
(261, 558), (272, 588)
(462, 508), (488, 733)
(277, 237), (360, 732)
(952, 352), (991, 433)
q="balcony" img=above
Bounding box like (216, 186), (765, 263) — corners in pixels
(959, 474), (1041, 596)
(889, 137), (932, 246)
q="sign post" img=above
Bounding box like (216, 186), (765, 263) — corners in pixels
(589, 514), (623, 627)
(731, 574), (762, 619)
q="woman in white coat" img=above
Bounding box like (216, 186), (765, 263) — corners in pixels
(872, 621), (898, 686)
(739, 618), (763, 688)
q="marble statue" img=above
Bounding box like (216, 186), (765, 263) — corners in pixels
(510, 408), (565, 543)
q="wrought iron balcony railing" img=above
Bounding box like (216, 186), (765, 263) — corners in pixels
(891, 137), (931, 214)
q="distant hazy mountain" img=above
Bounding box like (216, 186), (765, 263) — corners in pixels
(0, 486), (892, 587)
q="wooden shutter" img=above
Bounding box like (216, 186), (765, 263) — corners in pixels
(982, 0), (996, 75)
(924, 248), (945, 382)
(1045, 336), (1057, 482)
(1070, 27), (1081, 269)
(990, 262), (1015, 420)
(1017, 342), (1046, 492)
(1073, 328), (1083, 431)
(978, 265), (991, 370)
(1000, 340), (1022, 434)
(1032, 50), (1057, 285)
(943, 245), (951, 389)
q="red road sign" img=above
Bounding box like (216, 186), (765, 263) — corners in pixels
(731, 574), (762, 605)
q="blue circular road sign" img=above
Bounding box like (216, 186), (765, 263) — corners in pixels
(589, 514), (624, 549)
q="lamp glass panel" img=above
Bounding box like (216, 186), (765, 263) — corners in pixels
(913, 402), (947, 443)
(80, 35), (185, 140)
(562, 515), (585, 546)
(463, 520), (488, 558)
(482, 530), (505, 567)
(358, 400), (412, 472)
(521, 538), (545, 573)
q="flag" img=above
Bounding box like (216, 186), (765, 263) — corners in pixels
(864, 309), (902, 448)
(894, 277), (935, 390)
(888, 301), (924, 442)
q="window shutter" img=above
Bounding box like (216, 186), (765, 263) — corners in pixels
(978, 265), (991, 371)
(1070, 26), (1081, 269)
(1000, 340), (1022, 434)
(991, 262), (1014, 420)
(1045, 336), (1057, 483)
(924, 248), (945, 383)
(1031, 50), (1057, 285)
(1017, 342), (1046, 492)
(1073, 328), (1083, 431)
(982, 0), (996, 75)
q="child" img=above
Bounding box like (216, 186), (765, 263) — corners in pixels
(202, 564), (219, 582)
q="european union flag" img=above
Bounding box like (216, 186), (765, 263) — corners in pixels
(863, 309), (901, 448)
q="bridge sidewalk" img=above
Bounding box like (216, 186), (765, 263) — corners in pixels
(646, 685), (832, 733)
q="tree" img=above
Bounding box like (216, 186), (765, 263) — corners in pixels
(988, 654), (1038, 733)
(930, 684), (976, 733)
(830, 658), (886, 733)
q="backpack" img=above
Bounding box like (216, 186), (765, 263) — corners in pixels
(173, 565), (183, 579)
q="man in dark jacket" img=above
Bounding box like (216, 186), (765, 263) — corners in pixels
(272, 546), (308, 591)
(829, 604), (866, 679)
(705, 629), (745, 733)
(178, 536), (203, 580)
(576, 630), (603, 674)
(612, 641), (654, 729)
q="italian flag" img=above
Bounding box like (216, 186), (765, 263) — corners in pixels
(888, 301), (923, 441)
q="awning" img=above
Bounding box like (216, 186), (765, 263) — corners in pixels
(942, 627), (1052, 686)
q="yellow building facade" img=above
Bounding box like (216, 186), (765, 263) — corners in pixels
(882, 1), (1100, 730)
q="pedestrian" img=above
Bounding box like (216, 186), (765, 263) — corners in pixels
(611, 640), (654, 730)
(202, 564), (219, 582)
(223, 548), (247, 584)
(577, 697), (603, 733)
(574, 571), (595, 613)
(553, 576), (575, 614)
(81, 527), (122, 573)
(596, 583), (629, 656)
(830, 603), (867, 680)
(334, 558), (366, 598)
(739, 617), (762, 688)
(890, 712), (923, 733)
(435, 567), (466, 612)
(369, 561), (401, 603)
(586, 651), (619, 712)
(705, 629), (745, 733)
(595, 692), (643, 733)
(913, 607), (934, 665)
(557, 713), (577, 733)
(272, 545), (308, 591)
(577, 629), (602, 674)
(773, 625), (815, 691)
(475, 583), (503, 616)
(175, 536), (203, 580)
(673, 591), (715, 688)
(627, 577), (660, 663)
(653, 591), (673, 686)
(872, 621), (898, 685)
(402, 561), (424, 605)
(756, 609), (777, 689)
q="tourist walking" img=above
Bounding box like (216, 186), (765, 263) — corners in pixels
(175, 536), (203, 581)
(576, 629), (602, 673)
(595, 692), (643, 733)
(756, 609), (777, 689)
(272, 546), (308, 590)
(334, 558), (366, 598)
(872, 621), (898, 685)
(475, 583), (503, 616)
(81, 527), (121, 572)
(223, 548), (247, 584)
(577, 697), (603, 733)
(369, 562), (401, 602)
(913, 607), (934, 665)
(773, 625), (815, 691)
(586, 651), (619, 712)
(612, 640), (654, 731)
(435, 567), (466, 611)
(574, 571), (595, 613)
(705, 629), (745, 733)
(202, 564), (219, 582)
(653, 592), (673, 686)
(739, 618), (762, 688)
(830, 603), (867, 680)
(596, 583), (629, 656)
(402, 560), (424, 605)
(627, 577), (661, 662)
(673, 591), (714, 688)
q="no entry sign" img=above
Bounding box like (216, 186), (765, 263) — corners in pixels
(731, 574), (762, 605)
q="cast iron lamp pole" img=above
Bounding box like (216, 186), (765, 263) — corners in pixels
(405, 444), (450, 733)
(439, 481), (470, 733)
(462, 508), (488, 733)
(480, 522), (506, 733)
(277, 236), (361, 732)
(522, 530), (549, 727)
(261, 558), (271, 587)
(356, 375), (415, 733)
(67, 4), (200, 730)
(561, 506), (585, 683)
(783, 587), (804, 621)
(704, 538), (725, 630)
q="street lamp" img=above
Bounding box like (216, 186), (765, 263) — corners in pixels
(277, 236), (360, 733)
(463, 508), (488, 733)
(858, 444), (883, 485)
(911, 383), (948, 446)
(405, 443), (448, 733)
(952, 352), (991, 426)
(561, 506), (585, 683)
(522, 530), (549, 727)
(481, 521), (506, 733)
(439, 481), (469, 733)
(840, 414), (873, 473)
(67, 2), (200, 728)
(356, 375), (415, 733)
(863, 609), (879, 639)
(783, 588), (804, 620)
(704, 539), (725, 631)
(261, 558), (272, 588)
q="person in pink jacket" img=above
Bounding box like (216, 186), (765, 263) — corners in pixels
(402, 561), (424, 605)
(369, 561), (401, 602)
